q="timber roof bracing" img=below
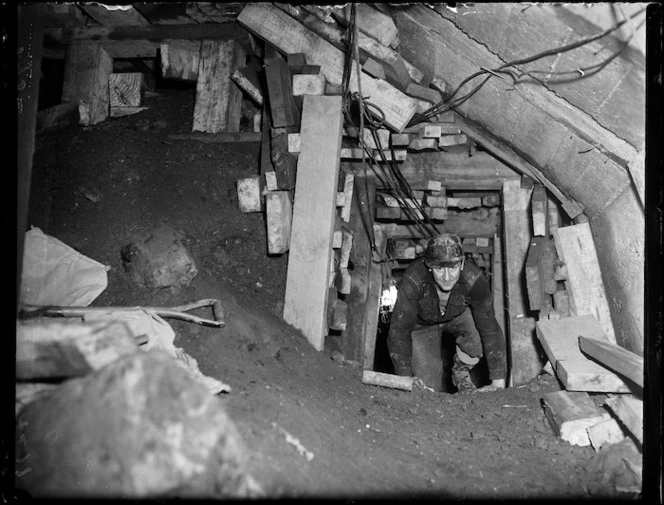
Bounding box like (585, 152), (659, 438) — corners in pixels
(39, 2), (649, 221)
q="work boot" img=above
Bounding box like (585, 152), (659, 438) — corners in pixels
(452, 353), (476, 394)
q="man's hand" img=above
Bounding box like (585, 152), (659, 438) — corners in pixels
(473, 379), (505, 394)
(412, 376), (434, 392)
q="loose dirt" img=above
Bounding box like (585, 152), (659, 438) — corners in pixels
(23, 84), (633, 499)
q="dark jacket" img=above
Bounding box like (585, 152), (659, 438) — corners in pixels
(387, 257), (506, 380)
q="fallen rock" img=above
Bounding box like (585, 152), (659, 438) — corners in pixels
(15, 351), (259, 498)
(121, 224), (198, 288)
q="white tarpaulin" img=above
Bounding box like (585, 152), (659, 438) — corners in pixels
(20, 227), (109, 307)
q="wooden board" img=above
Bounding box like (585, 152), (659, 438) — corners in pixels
(193, 40), (244, 133)
(264, 56), (300, 127)
(502, 179), (542, 386)
(266, 191), (292, 254)
(542, 390), (609, 447)
(524, 236), (556, 314)
(536, 316), (631, 393)
(237, 3), (416, 132)
(493, 233), (506, 335)
(283, 96), (343, 351)
(61, 43), (113, 126)
(578, 336), (643, 388)
(605, 395), (643, 444)
(531, 184), (548, 237)
(553, 221), (617, 344)
(109, 72), (143, 108)
(160, 40), (201, 81)
(363, 227), (386, 370)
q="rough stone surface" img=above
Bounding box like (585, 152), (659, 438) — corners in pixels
(120, 224), (198, 288)
(15, 351), (257, 499)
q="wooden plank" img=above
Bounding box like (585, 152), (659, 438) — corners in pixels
(61, 43), (113, 126)
(502, 179), (541, 386)
(357, 32), (425, 84)
(292, 73), (326, 96)
(605, 395), (643, 444)
(236, 176), (262, 213)
(109, 73), (143, 108)
(362, 57), (386, 80)
(363, 227), (386, 370)
(341, 3), (399, 48)
(45, 22), (250, 44)
(340, 173), (376, 363)
(160, 40), (201, 81)
(536, 316), (631, 393)
(531, 184), (548, 237)
(340, 172), (355, 222)
(168, 132), (262, 143)
(237, 3), (417, 132)
(542, 390), (610, 447)
(524, 236), (556, 314)
(283, 96), (343, 351)
(230, 68), (263, 105)
(375, 209), (498, 237)
(362, 370), (413, 391)
(438, 134), (468, 147)
(391, 151), (520, 190)
(493, 233), (506, 336)
(587, 418), (627, 451)
(270, 127), (297, 190)
(17, 4), (46, 300)
(264, 56), (300, 127)
(193, 40), (244, 133)
(553, 222), (617, 344)
(16, 319), (139, 380)
(578, 337), (644, 388)
(266, 191), (292, 254)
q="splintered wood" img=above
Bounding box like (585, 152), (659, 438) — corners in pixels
(283, 96), (343, 351)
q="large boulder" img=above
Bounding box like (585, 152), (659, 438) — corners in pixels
(15, 351), (259, 498)
(121, 224), (198, 288)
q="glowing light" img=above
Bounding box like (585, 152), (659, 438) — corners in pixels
(380, 284), (398, 310)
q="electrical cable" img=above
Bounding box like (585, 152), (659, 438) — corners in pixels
(408, 7), (647, 127)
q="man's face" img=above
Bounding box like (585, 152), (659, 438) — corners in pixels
(431, 260), (463, 292)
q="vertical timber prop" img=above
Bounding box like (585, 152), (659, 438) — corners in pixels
(283, 96), (343, 350)
(502, 179), (543, 386)
(363, 227), (387, 370)
(193, 40), (245, 133)
(340, 173), (377, 364)
(61, 43), (113, 126)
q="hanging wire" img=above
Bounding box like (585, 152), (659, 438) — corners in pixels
(408, 6), (647, 127)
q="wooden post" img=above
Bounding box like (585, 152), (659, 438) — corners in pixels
(264, 56), (300, 128)
(531, 184), (548, 237)
(363, 227), (386, 370)
(17, 4), (45, 307)
(553, 222), (617, 344)
(283, 96), (343, 351)
(492, 233), (506, 335)
(160, 40), (201, 81)
(62, 43), (113, 126)
(340, 173), (376, 364)
(193, 40), (245, 133)
(502, 179), (543, 386)
(266, 191), (293, 254)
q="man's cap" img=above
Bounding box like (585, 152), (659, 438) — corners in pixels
(424, 233), (464, 268)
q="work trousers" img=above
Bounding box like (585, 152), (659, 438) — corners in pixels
(411, 307), (484, 392)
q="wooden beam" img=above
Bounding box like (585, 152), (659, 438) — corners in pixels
(553, 221), (617, 344)
(502, 179), (541, 386)
(283, 96), (343, 351)
(531, 184), (548, 236)
(109, 73), (143, 108)
(264, 56), (300, 128)
(45, 22), (250, 44)
(492, 233), (506, 336)
(524, 236), (556, 315)
(536, 316), (631, 393)
(237, 3), (417, 132)
(578, 337), (643, 388)
(605, 395), (643, 445)
(17, 4), (45, 303)
(160, 40), (201, 82)
(542, 390), (610, 447)
(168, 132), (261, 143)
(375, 209), (498, 237)
(266, 191), (293, 254)
(193, 40), (244, 133)
(453, 113), (584, 219)
(363, 227), (386, 369)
